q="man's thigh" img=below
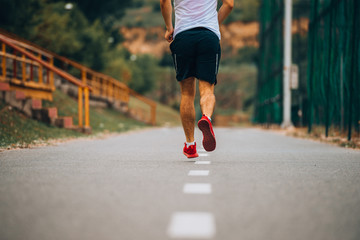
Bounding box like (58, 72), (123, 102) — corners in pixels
(180, 77), (196, 97)
(170, 28), (221, 84)
(170, 32), (196, 81)
(196, 30), (221, 85)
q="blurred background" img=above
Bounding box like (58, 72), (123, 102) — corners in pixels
(0, 0), (359, 147)
(1, 0), (264, 126)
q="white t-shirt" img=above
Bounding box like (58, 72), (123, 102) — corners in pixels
(173, 0), (221, 40)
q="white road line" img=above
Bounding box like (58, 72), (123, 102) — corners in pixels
(167, 212), (216, 239)
(183, 183), (212, 194)
(188, 170), (209, 176)
(195, 161), (211, 165)
(198, 148), (206, 153)
(198, 153), (209, 157)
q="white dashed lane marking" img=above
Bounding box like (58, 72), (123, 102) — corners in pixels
(195, 161), (211, 165)
(168, 146), (214, 238)
(183, 183), (212, 194)
(167, 212), (216, 239)
(198, 153), (209, 157)
(188, 170), (210, 176)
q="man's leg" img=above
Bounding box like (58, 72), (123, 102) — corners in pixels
(198, 79), (216, 151)
(180, 77), (196, 142)
(199, 80), (215, 118)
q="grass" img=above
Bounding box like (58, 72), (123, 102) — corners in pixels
(0, 90), (180, 150)
(215, 64), (257, 116)
(0, 101), (82, 149)
(128, 95), (181, 126)
(43, 91), (150, 133)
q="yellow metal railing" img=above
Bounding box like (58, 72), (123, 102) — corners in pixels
(0, 30), (157, 126)
(0, 35), (91, 130)
(52, 45), (156, 125)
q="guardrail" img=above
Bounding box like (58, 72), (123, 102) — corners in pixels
(0, 30), (157, 126)
(0, 34), (92, 130)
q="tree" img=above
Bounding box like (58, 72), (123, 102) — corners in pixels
(75, 0), (132, 27)
(0, 0), (46, 37)
(128, 55), (158, 94)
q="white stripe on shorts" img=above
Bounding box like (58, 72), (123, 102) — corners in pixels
(215, 53), (219, 74)
(174, 54), (178, 73)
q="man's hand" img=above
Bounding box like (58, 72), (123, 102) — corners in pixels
(165, 27), (174, 42)
(160, 0), (174, 43)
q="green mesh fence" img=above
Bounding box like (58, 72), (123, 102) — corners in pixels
(254, 0), (283, 124)
(307, 0), (360, 140)
(256, 0), (359, 140)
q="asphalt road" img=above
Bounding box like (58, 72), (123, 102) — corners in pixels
(0, 127), (359, 240)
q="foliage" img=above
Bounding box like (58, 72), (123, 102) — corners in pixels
(128, 55), (158, 94)
(0, 0), (133, 71)
(27, 2), (109, 71)
(215, 64), (257, 114)
(0, 0), (44, 36)
(120, 0), (261, 27)
(104, 47), (132, 82)
(75, 0), (132, 24)
(223, 0), (261, 23)
(236, 46), (259, 64)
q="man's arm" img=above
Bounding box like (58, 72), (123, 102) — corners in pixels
(160, 0), (174, 42)
(218, 0), (234, 25)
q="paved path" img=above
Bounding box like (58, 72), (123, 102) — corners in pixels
(0, 128), (359, 240)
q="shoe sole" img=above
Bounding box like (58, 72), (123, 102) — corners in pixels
(198, 119), (216, 152)
(183, 152), (199, 158)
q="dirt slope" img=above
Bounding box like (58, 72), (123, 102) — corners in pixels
(120, 19), (308, 58)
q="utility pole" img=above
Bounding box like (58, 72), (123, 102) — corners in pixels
(281, 0), (294, 128)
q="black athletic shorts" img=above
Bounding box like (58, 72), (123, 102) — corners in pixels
(170, 27), (221, 85)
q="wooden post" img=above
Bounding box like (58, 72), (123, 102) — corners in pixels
(22, 54), (26, 82)
(81, 69), (90, 129)
(84, 87), (90, 128)
(81, 69), (86, 85)
(49, 57), (54, 87)
(78, 87), (83, 128)
(2, 43), (6, 81)
(38, 53), (43, 84)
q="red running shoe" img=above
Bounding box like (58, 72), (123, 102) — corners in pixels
(183, 143), (199, 158)
(198, 115), (216, 151)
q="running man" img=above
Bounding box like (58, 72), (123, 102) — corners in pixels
(160, 0), (234, 158)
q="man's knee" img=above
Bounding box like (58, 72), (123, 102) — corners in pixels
(180, 77), (196, 98)
(199, 79), (214, 97)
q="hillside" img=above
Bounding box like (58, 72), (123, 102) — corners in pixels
(115, 0), (309, 126)
(116, 0), (262, 58)
(120, 18), (308, 59)
(0, 89), (181, 149)
(120, 21), (259, 58)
